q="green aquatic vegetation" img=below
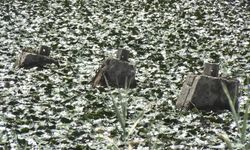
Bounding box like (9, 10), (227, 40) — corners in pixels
(99, 89), (146, 149)
(219, 80), (250, 150)
(0, 0), (249, 149)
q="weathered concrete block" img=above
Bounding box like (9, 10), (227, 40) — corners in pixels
(39, 45), (51, 56)
(15, 46), (58, 69)
(176, 75), (239, 111)
(116, 49), (129, 61)
(21, 45), (51, 56)
(91, 50), (136, 88)
(16, 52), (59, 69)
(176, 63), (239, 111)
(203, 63), (219, 77)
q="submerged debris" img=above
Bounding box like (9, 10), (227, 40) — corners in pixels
(14, 46), (59, 69)
(91, 49), (137, 88)
(176, 63), (239, 111)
